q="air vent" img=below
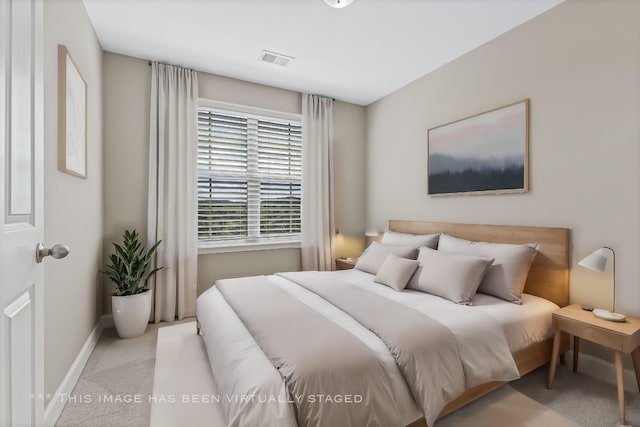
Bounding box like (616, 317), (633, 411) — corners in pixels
(258, 50), (294, 67)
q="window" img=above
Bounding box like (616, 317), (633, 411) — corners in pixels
(197, 100), (302, 250)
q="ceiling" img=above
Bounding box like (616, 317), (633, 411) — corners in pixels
(82, 0), (564, 106)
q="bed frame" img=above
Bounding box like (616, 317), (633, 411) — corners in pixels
(388, 220), (571, 427)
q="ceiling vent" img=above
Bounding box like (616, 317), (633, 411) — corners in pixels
(258, 50), (294, 67)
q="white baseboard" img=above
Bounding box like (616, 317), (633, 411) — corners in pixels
(43, 315), (111, 427)
(566, 350), (638, 393)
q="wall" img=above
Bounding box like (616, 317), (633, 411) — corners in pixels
(334, 101), (367, 259)
(102, 52), (367, 305)
(366, 0), (640, 316)
(43, 0), (103, 399)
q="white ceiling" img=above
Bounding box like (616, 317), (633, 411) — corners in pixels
(83, 0), (564, 106)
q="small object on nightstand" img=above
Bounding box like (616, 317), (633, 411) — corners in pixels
(593, 308), (626, 322)
(581, 305), (593, 311)
(335, 257), (357, 270)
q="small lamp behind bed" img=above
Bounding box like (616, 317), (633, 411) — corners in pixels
(578, 247), (626, 322)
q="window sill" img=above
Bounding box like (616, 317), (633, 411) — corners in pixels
(198, 240), (301, 255)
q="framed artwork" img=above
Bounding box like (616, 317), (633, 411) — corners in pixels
(58, 45), (87, 178)
(427, 99), (529, 196)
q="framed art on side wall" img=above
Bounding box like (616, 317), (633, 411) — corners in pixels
(58, 44), (87, 178)
(427, 99), (529, 196)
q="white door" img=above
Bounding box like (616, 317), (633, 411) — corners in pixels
(0, 0), (45, 425)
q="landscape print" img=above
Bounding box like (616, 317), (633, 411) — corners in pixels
(428, 99), (529, 196)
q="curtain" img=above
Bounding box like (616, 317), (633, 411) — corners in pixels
(147, 62), (198, 322)
(301, 94), (335, 271)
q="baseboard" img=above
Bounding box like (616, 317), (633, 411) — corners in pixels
(567, 350), (638, 393)
(43, 315), (111, 427)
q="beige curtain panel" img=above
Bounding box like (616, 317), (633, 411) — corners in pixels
(147, 62), (199, 322)
(301, 94), (335, 271)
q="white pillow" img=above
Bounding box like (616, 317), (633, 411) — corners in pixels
(374, 254), (420, 292)
(407, 247), (494, 305)
(437, 234), (539, 304)
(381, 231), (440, 249)
(354, 242), (418, 275)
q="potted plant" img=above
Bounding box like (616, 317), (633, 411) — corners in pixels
(102, 230), (163, 338)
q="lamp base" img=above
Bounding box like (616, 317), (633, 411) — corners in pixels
(592, 308), (626, 322)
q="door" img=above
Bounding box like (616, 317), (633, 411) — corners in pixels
(0, 0), (45, 426)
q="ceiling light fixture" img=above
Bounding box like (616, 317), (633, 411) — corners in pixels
(323, 0), (354, 9)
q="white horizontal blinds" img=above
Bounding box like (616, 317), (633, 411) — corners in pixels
(197, 106), (301, 245)
(197, 111), (249, 241)
(197, 179), (248, 240)
(197, 111), (248, 173)
(257, 119), (302, 237)
(260, 181), (301, 235)
(257, 120), (302, 176)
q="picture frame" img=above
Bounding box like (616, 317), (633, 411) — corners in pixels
(58, 45), (87, 178)
(427, 99), (529, 196)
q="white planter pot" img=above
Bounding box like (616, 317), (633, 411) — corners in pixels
(112, 289), (152, 339)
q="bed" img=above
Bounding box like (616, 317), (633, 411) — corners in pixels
(196, 221), (571, 427)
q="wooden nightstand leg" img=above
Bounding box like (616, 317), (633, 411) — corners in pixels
(547, 330), (563, 389)
(614, 351), (626, 425)
(631, 348), (640, 393)
(573, 336), (580, 372)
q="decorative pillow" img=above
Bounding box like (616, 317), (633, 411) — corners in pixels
(354, 242), (418, 275)
(374, 254), (420, 292)
(407, 247), (494, 305)
(437, 234), (539, 304)
(381, 231), (440, 249)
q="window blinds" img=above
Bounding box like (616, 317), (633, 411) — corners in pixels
(197, 109), (302, 245)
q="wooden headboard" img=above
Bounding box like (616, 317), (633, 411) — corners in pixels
(388, 220), (571, 307)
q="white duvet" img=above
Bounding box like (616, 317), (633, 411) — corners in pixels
(196, 269), (557, 426)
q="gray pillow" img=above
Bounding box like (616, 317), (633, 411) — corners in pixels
(437, 234), (539, 304)
(381, 231), (440, 249)
(354, 242), (418, 275)
(374, 254), (420, 291)
(407, 247), (494, 305)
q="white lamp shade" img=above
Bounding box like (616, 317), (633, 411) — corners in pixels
(324, 0), (354, 8)
(578, 248), (608, 272)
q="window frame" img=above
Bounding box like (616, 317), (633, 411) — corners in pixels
(197, 98), (302, 254)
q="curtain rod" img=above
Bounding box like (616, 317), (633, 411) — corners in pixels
(148, 61), (336, 101)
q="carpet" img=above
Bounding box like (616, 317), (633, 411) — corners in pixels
(152, 321), (579, 426)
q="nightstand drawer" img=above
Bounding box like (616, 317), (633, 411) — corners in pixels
(555, 316), (623, 350)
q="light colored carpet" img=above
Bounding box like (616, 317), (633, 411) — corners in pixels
(55, 320), (192, 427)
(511, 364), (640, 427)
(438, 385), (579, 427)
(57, 320), (637, 426)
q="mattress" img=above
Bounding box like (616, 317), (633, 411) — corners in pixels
(196, 269), (558, 426)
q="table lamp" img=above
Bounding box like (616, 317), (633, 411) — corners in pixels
(578, 247), (625, 322)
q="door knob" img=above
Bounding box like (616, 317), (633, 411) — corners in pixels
(36, 243), (70, 263)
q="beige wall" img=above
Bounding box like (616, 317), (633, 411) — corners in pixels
(43, 0), (103, 398)
(365, 0), (640, 318)
(334, 101), (367, 258)
(102, 52), (367, 306)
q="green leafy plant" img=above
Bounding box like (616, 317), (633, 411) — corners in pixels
(102, 230), (163, 296)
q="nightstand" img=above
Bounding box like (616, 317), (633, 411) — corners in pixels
(335, 258), (357, 270)
(547, 304), (640, 425)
